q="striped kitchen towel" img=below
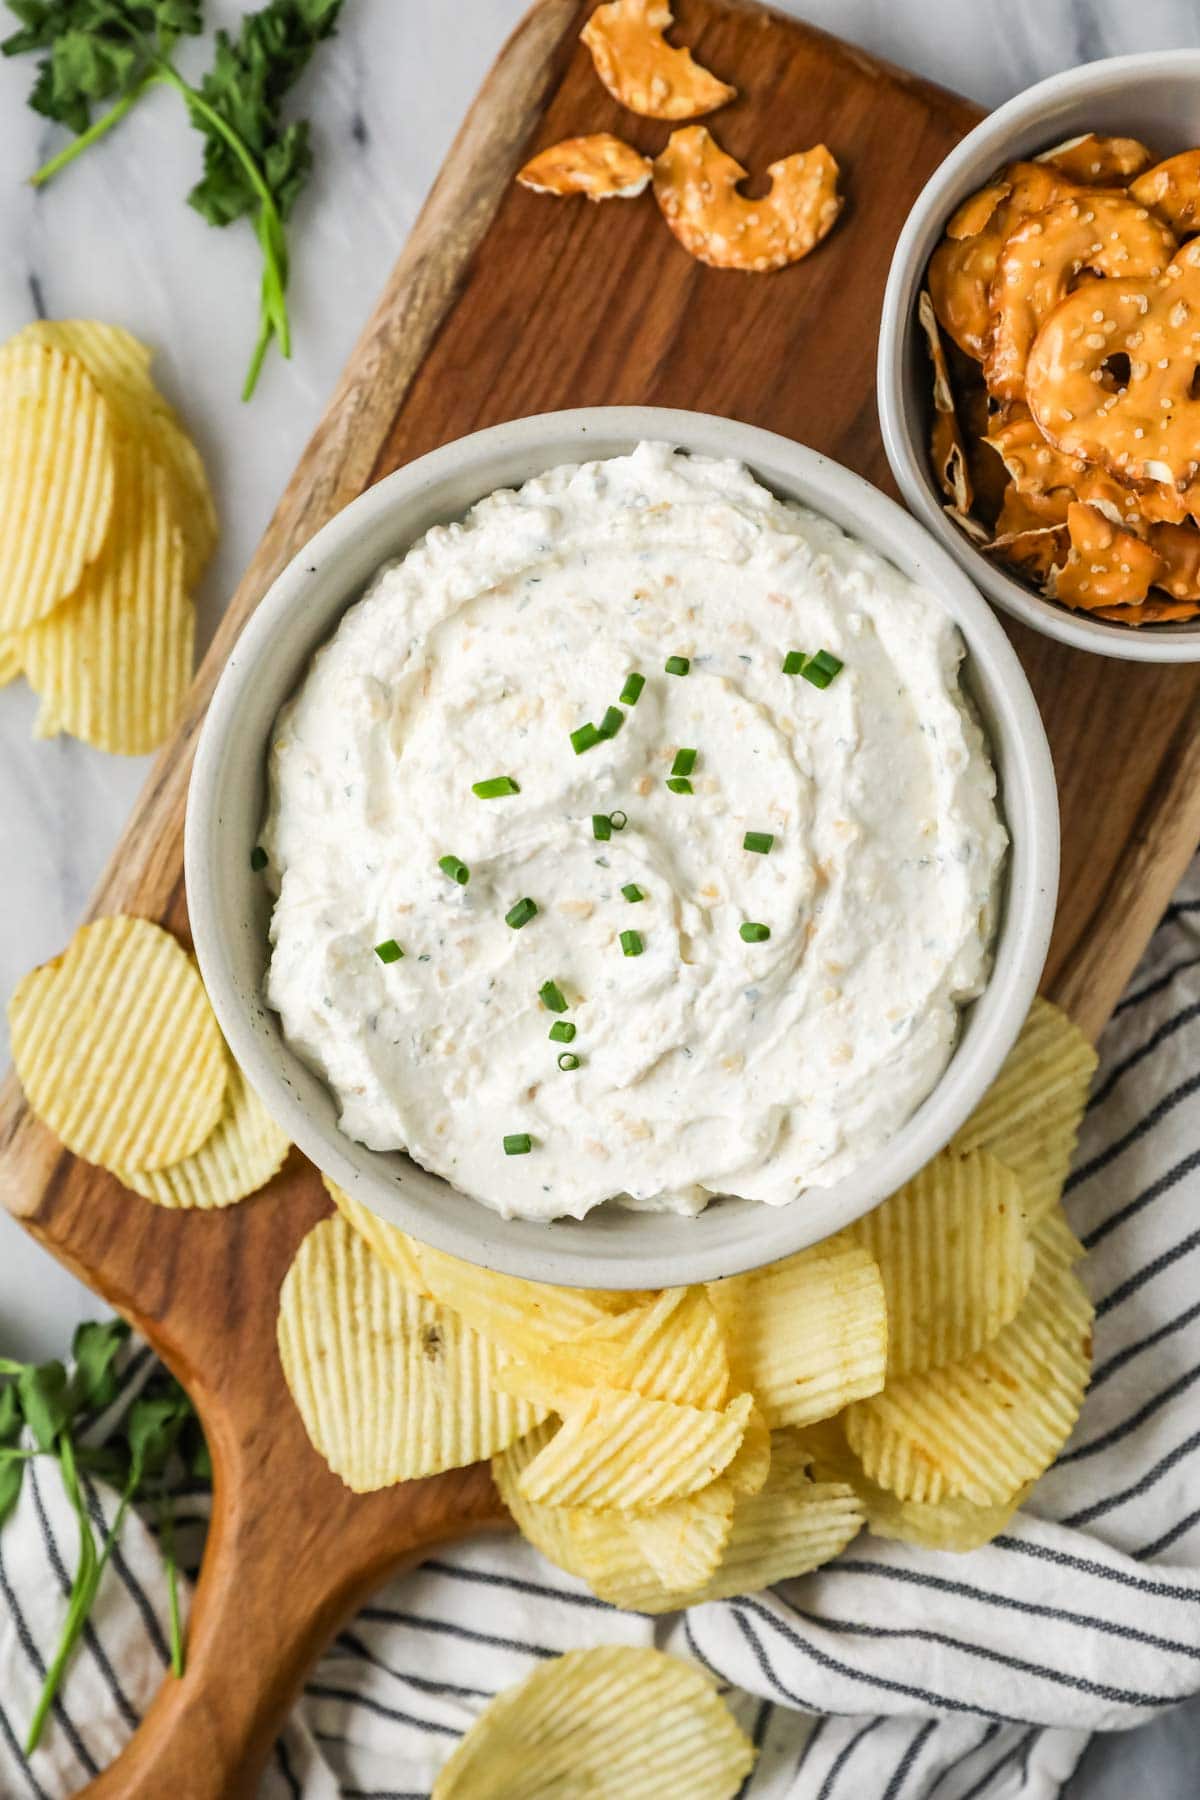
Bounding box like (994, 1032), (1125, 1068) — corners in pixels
(3, 866), (1200, 1799)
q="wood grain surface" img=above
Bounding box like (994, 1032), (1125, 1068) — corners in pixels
(1, 2), (1197, 1792)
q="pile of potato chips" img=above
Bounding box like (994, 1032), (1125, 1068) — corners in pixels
(0, 322), (216, 753)
(431, 1645), (755, 1798)
(278, 998), (1097, 1608)
(7, 914), (288, 1209)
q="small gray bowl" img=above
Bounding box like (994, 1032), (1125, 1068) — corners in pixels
(878, 50), (1200, 663)
(186, 407), (1058, 1288)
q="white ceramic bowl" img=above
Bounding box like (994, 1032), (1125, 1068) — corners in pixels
(186, 407), (1058, 1288)
(878, 51), (1200, 664)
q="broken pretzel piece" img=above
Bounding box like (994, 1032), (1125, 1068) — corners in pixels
(1046, 501), (1166, 611)
(652, 127), (841, 272)
(1035, 133), (1152, 185)
(518, 134), (652, 201)
(1129, 149), (1200, 238)
(582, 0), (735, 121)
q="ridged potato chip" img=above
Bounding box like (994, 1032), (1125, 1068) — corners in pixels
(796, 1416), (1029, 1552)
(19, 320), (217, 589)
(708, 1233), (887, 1428)
(323, 1174), (430, 1295)
(0, 338), (116, 631)
(430, 1645), (755, 1799)
(8, 915), (226, 1172)
(500, 1286), (729, 1410)
(952, 999), (1096, 1222)
(724, 1401), (771, 1496)
(516, 1388), (752, 1511)
(0, 639), (19, 686)
(19, 436), (192, 755)
(852, 1149), (1033, 1377)
(278, 1214), (546, 1491)
(409, 1240), (631, 1356)
(843, 1247), (1093, 1506)
(114, 1060), (289, 1209)
(492, 1420), (596, 1578)
(625, 1478), (737, 1589)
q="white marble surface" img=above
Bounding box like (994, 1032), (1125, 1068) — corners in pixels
(0, 2), (1197, 1788)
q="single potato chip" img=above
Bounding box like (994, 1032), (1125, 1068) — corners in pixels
(708, 1232), (887, 1428)
(18, 436), (193, 755)
(851, 1149), (1033, 1377)
(502, 1286), (729, 1410)
(581, 0), (735, 121)
(278, 1214), (546, 1491)
(518, 134), (652, 200)
(843, 1247), (1093, 1507)
(654, 127), (841, 271)
(516, 1388), (752, 1511)
(114, 1060), (289, 1209)
(322, 1174), (430, 1295)
(0, 338), (116, 632)
(8, 915), (226, 1172)
(431, 1645), (756, 1799)
(19, 320), (217, 589)
(952, 998), (1097, 1223)
(409, 1240), (631, 1356)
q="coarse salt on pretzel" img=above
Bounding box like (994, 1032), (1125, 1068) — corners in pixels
(927, 162), (1078, 359)
(1025, 238), (1200, 491)
(917, 291), (972, 512)
(1046, 501), (1166, 610)
(518, 134), (652, 201)
(581, 0), (734, 121)
(1035, 134), (1153, 185)
(1150, 520), (1200, 599)
(986, 193), (1176, 401)
(652, 127), (841, 272)
(1129, 150), (1200, 238)
(986, 403), (1089, 494)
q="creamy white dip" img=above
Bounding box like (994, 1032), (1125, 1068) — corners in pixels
(262, 443), (1006, 1221)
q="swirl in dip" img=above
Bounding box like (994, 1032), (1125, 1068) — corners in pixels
(261, 444), (1007, 1221)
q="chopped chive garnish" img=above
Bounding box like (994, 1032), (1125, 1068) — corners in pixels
(503, 1133), (533, 1156)
(609, 810), (628, 831)
(473, 775), (519, 798)
(539, 979), (567, 1013)
(438, 854), (470, 886)
(744, 831), (774, 855)
(620, 929), (644, 957)
(782, 649), (806, 675)
(375, 939), (404, 963)
(250, 845), (268, 872)
(557, 1051), (581, 1072)
(571, 722), (602, 755)
(620, 672), (645, 705)
(549, 1019), (576, 1043)
(592, 813), (613, 841)
(740, 921), (771, 943)
(597, 705), (625, 740)
(801, 648), (844, 689)
(665, 655), (690, 676)
(666, 776), (693, 795)
(670, 747), (697, 777)
(621, 883), (645, 903)
(506, 897), (538, 930)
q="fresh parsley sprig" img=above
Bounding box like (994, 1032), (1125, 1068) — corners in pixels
(2, 0), (345, 398)
(0, 1319), (208, 1751)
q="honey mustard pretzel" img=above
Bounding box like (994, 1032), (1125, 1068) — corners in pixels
(1129, 150), (1200, 238)
(986, 193), (1176, 400)
(1036, 134), (1152, 185)
(652, 128), (841, 271)
(927, 162), (1077, 359)
(581, 0), (735, 120)
(1025, 238), (1200, 495)
(518, 135), (652, 201)
(1046, 501), (1166, 610)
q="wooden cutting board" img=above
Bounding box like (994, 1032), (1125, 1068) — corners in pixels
(3, 2), (1199, 1793)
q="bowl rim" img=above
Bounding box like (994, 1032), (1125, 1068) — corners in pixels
(186, 404), (1059, 1288)
(877, 48), (1200, 665)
